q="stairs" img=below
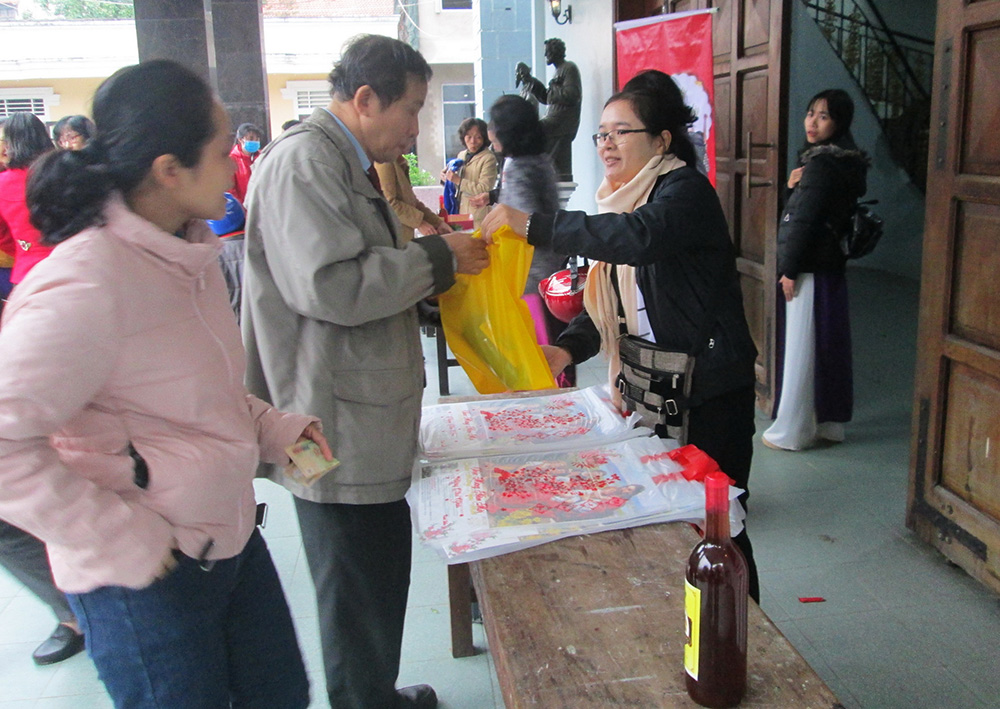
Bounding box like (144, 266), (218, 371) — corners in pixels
(803, 0), (933, 190)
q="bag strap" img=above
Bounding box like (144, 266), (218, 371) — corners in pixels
(610, 262), (726, 357)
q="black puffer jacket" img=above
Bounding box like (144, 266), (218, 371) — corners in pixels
(777, 140), (869, 279)
(528, 167), (757, 404)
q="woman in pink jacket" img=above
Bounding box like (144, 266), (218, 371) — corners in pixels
(0, 60), (331, 708)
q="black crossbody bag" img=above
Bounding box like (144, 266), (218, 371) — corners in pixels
(610, 267), (723, 444)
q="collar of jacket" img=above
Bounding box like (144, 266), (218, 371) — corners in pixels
(304, 108), (382, 200)
(799, 143), (871, 168)
(101, 193), (222, 280)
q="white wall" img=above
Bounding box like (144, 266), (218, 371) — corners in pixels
(0, 16), (399, 81)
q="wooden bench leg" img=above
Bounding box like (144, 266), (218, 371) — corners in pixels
(447, 562), (475, 658)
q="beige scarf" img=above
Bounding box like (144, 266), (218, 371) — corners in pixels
(583, 153), (687, 408)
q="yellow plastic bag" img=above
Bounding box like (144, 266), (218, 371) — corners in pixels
(438, 226), (557, 394)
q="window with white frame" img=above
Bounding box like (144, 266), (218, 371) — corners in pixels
(441, 0), (473, 8)
(0, 88), (59, 120)
(442, 83), (475, 162)
(280, 81), (331, 122)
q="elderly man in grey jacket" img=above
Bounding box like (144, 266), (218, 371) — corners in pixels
(241, 35), (488, 709)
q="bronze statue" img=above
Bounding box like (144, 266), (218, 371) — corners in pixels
(515, 38), (581, 181)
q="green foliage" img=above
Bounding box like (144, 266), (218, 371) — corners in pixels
(45, 0), (135, 20)
(404, 153), (436, 187)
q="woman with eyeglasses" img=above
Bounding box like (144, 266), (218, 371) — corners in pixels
(52, 115), (96, 151)
(481, 70), (760, 601)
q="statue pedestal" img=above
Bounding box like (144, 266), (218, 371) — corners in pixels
(555, 182), (577, 210)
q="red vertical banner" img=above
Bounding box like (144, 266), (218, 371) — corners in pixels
(615, 11), (716, 186)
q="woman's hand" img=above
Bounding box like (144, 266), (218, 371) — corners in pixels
(416, 221), (438, 237)
(298, 422), (334, 461)
(787, 167), (804, 189)
(780, 276), (797, 302)
(440, 169), (459, 185)
(480, 204), (529, 244)
(541, 345), (573, 378)
(468, 192), (491, 209)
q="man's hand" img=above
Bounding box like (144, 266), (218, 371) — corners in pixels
(468, 192), (491, 209)
(480, 204), (529, 244)
(441, 232), (490, 275)
(787, 167), (804, 189)
(541, 345), (573, 377)
(780, 275), (797, 302)
(416, 221), (438, 236)
(435, 222), (454, 234)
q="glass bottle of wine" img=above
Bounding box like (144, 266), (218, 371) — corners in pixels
(684, 471), (748, 708)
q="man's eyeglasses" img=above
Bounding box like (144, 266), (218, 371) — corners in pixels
(591, 129), (653, 147)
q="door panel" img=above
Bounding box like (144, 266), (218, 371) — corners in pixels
(909, 0), (1000, 594)
(742, 0), (771, 51)
(962, 27), (1000, 176)
(952, 202), (1000, 349)
(941, 364), (1000, 519)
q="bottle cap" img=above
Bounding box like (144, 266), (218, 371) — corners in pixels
(704, 471), (730, 514)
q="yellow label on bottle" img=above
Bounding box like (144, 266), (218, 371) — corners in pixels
(684, 578), (701, 680)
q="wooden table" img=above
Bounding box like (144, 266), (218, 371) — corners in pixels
(435, 389), (839, 706)
(448, 523), (841, 707)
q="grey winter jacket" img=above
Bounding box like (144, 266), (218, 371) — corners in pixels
(241, 108), (456, 504)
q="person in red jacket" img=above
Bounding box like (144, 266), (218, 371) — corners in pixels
(229, 122), (262, 204)
(0, 113), (56, 287)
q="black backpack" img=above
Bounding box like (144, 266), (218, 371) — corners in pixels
(840, 200), (884, 259)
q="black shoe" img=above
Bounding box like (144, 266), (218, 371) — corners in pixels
(397, 683), (438, 709)
(32, 623), (85, 666)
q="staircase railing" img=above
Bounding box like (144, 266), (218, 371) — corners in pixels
(803, 0), (933, 190)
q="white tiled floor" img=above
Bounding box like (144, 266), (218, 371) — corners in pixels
(2, 267), (1000, 708)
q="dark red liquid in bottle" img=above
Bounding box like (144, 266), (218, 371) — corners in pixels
(684, 472), (748, 708)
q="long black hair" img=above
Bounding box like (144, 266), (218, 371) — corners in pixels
(2, 113), (54, 170)
(612, 70), (698, 169)
(488, 95), (545, 158)
(28, 60), (216, 245)
(801, 88), (857, 152)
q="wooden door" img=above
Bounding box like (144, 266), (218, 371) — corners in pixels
(616, 0), (791, 413)
(908, 0), (1000, 594)
(713, 0), (790, 415)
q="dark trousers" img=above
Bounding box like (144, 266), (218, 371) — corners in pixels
(68, 529), (308, 709)
(0, 518), (74, 623)
(294, 497), (413, 709)
(685, 385), (761, 603)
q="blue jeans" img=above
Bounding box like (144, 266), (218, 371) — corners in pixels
(68, 528), (308, 709)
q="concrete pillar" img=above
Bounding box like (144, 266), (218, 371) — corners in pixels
(133, 0), (269, 140)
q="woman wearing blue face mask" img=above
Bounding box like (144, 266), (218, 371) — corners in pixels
(230, 122), (263, 205)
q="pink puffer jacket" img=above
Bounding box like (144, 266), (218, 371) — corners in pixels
(0, 195), (316, 593)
